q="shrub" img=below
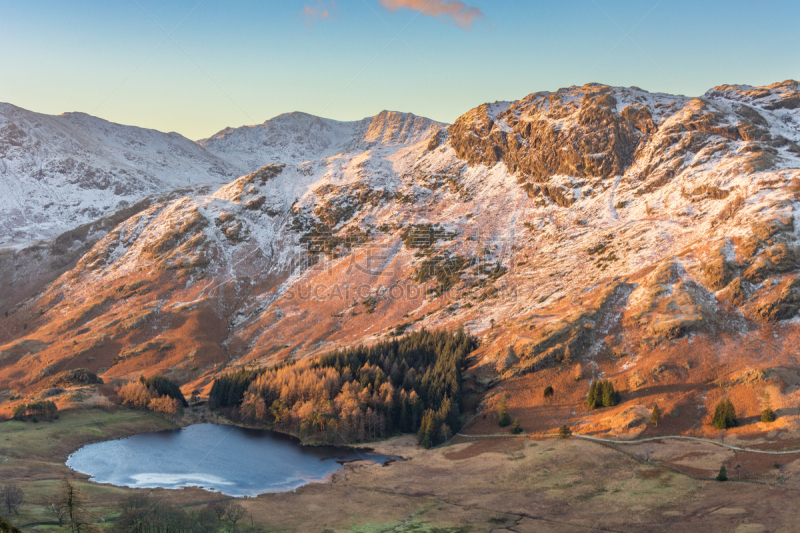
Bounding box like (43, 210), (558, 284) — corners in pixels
(557, 424), (572, 439)
(712, 398), (737, 430)
(511, 419), (523, 434)
(543, 386), (554, 403)
(716, 464), (728, 481)
(761, 408), (776, 423)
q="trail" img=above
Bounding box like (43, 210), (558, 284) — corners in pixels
(455, 432), (800, 455)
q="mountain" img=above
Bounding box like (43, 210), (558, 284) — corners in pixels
(2, 81), (800, 440)
(0, 104), (441, 248)
(0, 103), (241, 246)
(198, 110), (446, 172)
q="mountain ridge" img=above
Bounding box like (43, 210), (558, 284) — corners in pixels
(2, 80), (800, 443)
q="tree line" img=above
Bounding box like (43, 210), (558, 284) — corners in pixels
(210, 327), (477, 447)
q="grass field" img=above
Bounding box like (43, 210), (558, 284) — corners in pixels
(0, 408), (176, 529)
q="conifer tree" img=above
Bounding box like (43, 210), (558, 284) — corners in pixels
(761, 391), (776, 423)
(712, 398), (737, 429)
(511, 419), (523, 434)
(601, 380), (619, 408)
(418, 409), (437, 449)
(650, 403), (661, 427)
(557, 424), (572, 439)
(716, 464), (728, 481)
(586, 380), (598, 409)
(498, 395), (511, 427)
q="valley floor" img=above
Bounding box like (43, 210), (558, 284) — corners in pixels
(2, 408), (800, 532)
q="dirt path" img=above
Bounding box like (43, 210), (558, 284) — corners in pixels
(456, 431), (800, 455)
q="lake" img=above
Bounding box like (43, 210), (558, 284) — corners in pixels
(66, 423), (395, 497)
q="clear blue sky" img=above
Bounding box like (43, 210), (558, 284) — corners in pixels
(1, 0), (798, 139)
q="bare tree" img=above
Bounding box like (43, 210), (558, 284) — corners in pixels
(45, 501), (68, 526)
(1, 484), (24, 515)
(207, 499), (231, 522)
(226, 503), (246, 528)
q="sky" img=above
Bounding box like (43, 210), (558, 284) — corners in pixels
(1, 0), (798, 140)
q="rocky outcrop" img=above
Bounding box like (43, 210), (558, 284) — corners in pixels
(46, 368), (103, 388)
(449, 85), (647, 182)
(751, 277), (800, 321)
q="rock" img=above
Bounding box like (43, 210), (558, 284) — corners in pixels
(628, 372), (647, 389)
(730, 368), (766, 386)
(46, 368), (103, 388)
(449, 85), (644, 184)
(718, 277), (746, 307)
(701, 247), (733, 290)
(651, 364), (668, 375)
(497, 346), (519, 372)
(752, 277), (800, 321)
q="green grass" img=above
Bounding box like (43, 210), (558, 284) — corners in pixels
(0, 408), (174, 530)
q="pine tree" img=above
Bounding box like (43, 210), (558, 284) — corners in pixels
(557, 424), (572, 439)
(601, 380), (619, 408)
(761, 391), (776, 423)
(712, 398), (737, 429)
(650, 403), (661, 427)
(498, 395), (511, 427)
(716, 464), (728, 481)
(417, 409), (437, 449)
(511, 419), (523, 434)
(586, 380), (598, 409)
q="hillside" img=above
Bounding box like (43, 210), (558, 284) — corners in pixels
(2, 80), (800, 441)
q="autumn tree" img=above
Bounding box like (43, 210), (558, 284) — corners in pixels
(511, 419), (523, 434)
(218, 328), (476, 444)
(650, 404), (661, 427)
(497, 395), (511, 427)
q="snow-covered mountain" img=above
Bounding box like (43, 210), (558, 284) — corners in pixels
(198, 110), (446, 173)
(0, 103), (243, 246)
(0, 104), (445, 248)
(4, 81), (800, 438)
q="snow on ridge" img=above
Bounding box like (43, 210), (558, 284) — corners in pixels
(0, 103), (240, 247)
